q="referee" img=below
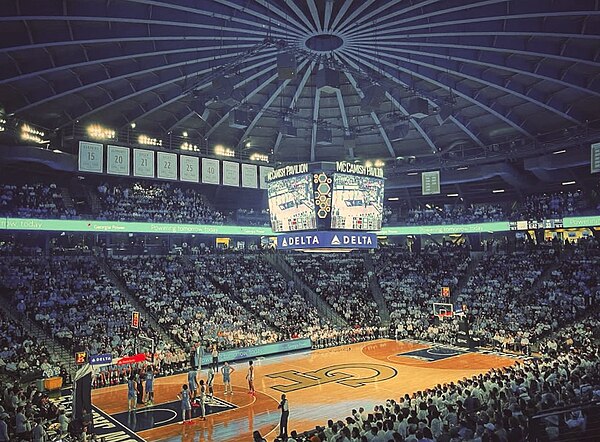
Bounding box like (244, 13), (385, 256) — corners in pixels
(278, 394), (289, 439)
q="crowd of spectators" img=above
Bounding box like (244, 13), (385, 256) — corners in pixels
(108, 254), (279, 350)
(0, 254), (159, 357)
(0, 183), (75, 219)
(375, 245), (471, 343)
(0, 381), (72, 442)
(515, 191), (586, 220)
(95, 181), (225, 224)
(280, 346), (599, 442)
(0, 310), (61, 380)
(1, 180), (599, 229)
(387, 203), (506, 226)
(459, 240), (599, 350)
(285, 253), (380, 327)
(201, 252), (330, 340)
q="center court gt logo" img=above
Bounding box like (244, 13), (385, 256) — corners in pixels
(266, 363), (397, 393)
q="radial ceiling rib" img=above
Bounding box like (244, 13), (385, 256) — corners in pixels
(345, 10), (600, 40)
(332, 0), (381, 34)
(334, 89), (354, 157)
(362, 31), (600, 42)
(0, 44), (258, 87)
(345, 0), (509, 37)
(334, 89), (350, 135)
(204, 69), (280, 139)
(13, 48), (276, 115)
(337, 61), (396, 158)
(336, 50), (485, 148)
(339, 49), (532, 138)
(351, 45), (582, 124)
(273, 131), (285, 155)
(323, 0), (334, 31)
(286, 0), (318, 33)
(123, 53), (279, 130)
(123, 0), (305, 38)
(340, 0), (441, 35)
(254, 0), (313, 35)
(0, 36), (265, 55)
(351, 37), (600, 69)
(351, 42), (599, 96)
(329, 0), (355, 31)
(3, 15), (293, 40)
(239, 59), (311, 145)
(58, 53), (278, 130)
(307, 0), (323, 32)
(214, 0), (308, 36)
(310, 87), (322, 162)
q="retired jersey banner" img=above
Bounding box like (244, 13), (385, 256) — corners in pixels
(276, 231), (377, 250)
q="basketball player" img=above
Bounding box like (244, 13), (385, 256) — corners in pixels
(246, 360), (255, 396)
(198, 379), (206, 420)
(206, 366), (215, 403)
(144, 365), (155, 405)
(188, 366), (199, 401)
(221, 361), (235, 394)
(211, 344), (219, 370)
(177, 384), (191, 424)
(127, 374), (137, 412)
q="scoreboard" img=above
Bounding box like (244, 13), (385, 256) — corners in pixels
(331, 173), (384, 231)
(266, 161), (384, 234)
(509, 219), (564, 230)
(267, 174), (316, 233)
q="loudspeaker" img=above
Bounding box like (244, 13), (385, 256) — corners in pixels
(389, 123), (410, 141)
(229, 109), (249, 129)
(316, 68), (340, 93)
(277, 52), (297, 80)
(407, 97), (429, 118)
(316, 128), (332, 145)
(211, 77), (234, 100)
(360, 85), (386, 111)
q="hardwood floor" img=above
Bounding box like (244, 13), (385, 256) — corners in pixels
(91, 339), (520, 441)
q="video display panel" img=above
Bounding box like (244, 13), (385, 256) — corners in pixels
(267, 174), (316, 233)
(330, 173), (384, 230)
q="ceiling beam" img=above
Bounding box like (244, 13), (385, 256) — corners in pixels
(238, 59), (311, 145)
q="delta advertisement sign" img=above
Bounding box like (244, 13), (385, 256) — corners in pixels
(276, 231), (377, 250)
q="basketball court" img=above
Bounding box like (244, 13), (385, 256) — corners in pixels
(89, 339), (521, 442)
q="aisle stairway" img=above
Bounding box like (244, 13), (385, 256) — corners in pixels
(451, 251), (484, 305)
(94, 254), (180, 351)
(189, 255), (283, 335)
(362, 253), (390, 324)
(261, 252), (348, 327)
(0, 287), (75, 376)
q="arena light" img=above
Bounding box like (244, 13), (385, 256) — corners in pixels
(20, 123), (47, 144)
(86, 124), (116, 140)
(447, 193), (459, 197)
(214, 144), (235, 157)
(365, 160), (373, 167)
(388, 197), (399, 201)
(407, 172), (418, 176)
(456, 166), (468, 170)
(553, 149), (566, 155)
(0, 118), (6, 132)
(562, 180), (576, 185)
(492, 189), (505, 193)
(138, 134), (162, 147)
(374, 160), (385, 167)
(249, 152), (269, 162)
(130, 122), (136, 129)
(180, 141), (199, 151)
(182, 131), (188, 138)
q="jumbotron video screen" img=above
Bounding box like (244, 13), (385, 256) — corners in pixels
(330, 173), (384, 231)
(267, 174), (317, 233)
